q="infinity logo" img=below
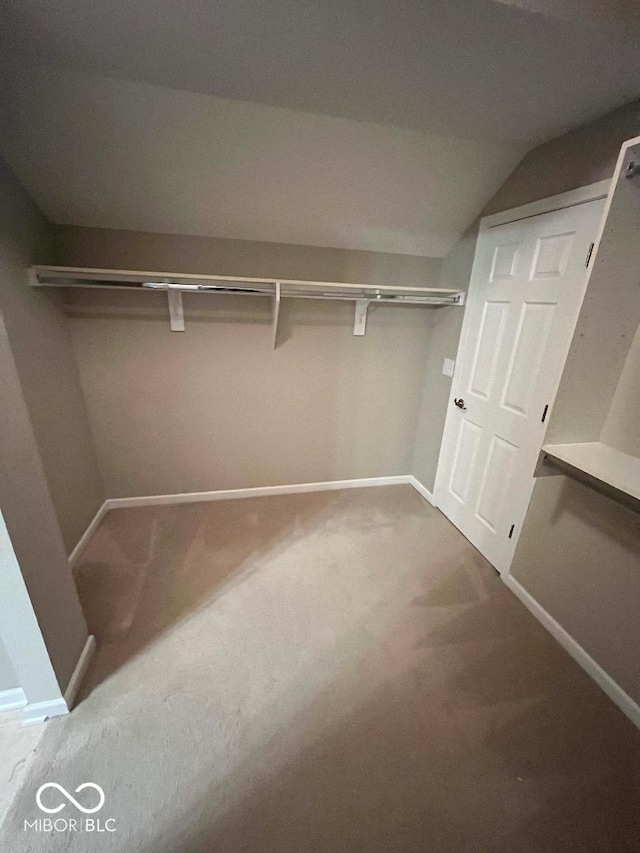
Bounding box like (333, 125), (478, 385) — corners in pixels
(36, 783), (105, 814)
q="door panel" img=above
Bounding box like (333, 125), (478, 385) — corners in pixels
(469, 301), (508, 399)
(475, 435), (517, 531)
(530, 232), (574, 278)
(434, 198), (605, 574)
(490, 242), (521, 280)
(501, 302), (556, 415)
(449, 419), (482, 504)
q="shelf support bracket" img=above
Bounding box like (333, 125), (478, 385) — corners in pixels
(354, 299), (370, 336)
(272, 282), (281, 349)
(167, 289), (185, 332)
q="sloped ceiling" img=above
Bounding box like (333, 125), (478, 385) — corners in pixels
(1, 0), (639, 256)
(0, 68), (522, 257)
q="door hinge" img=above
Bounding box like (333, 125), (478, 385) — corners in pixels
(508, 524), (515, 539)
(585, 242), (594, 267)
(541, 404), (549, 423)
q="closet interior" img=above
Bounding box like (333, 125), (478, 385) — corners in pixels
(2, 7), (640, 849)
(1, 128), (639, 737)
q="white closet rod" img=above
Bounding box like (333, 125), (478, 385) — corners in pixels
(142, 281), (461, 304)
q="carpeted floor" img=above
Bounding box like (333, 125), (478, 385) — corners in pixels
(2, 485), (639, 852)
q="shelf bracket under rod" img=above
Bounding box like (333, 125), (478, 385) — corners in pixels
(272, 282), (281, 349)
(353, 299), (370, 336)
(167, 289), (185, 332)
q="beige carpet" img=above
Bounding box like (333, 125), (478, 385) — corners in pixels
(2, 485), (639, 852)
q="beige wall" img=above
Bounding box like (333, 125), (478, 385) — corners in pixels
(53, 225), (442, 287)
(601, 324), (640, 457)
(54, 226), (441, 498)
(0, 158), (93, 698)
(483, 98), (640, 215)
(412, 98), (640, 492)
(509, 477), (640, 704)
(0, 315), (87, 700)
(0, 160), (104, 552)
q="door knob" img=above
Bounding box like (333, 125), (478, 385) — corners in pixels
(454, 397), (467, 411)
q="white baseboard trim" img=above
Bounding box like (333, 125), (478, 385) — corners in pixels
(503, 574), (640, 730)
(0, 687), (27, 713)
(408, 476), (436, 506)
(21, 635), (96, 726)
(70, 476), (439, 568)
(68, 502), (109, 569)
(64, 635), (96, 711)
(22, 697), (69, 726)
(104, 476), (413, 510)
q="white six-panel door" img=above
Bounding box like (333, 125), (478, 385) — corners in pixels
(434, 198), (605, 574)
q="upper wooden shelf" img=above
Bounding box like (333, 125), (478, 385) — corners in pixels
(541, 441), (640, 510)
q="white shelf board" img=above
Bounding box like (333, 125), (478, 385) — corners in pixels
(542, 441), (640, 502)
(30, 265), (462, 299)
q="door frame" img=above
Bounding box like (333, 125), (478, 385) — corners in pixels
(480, 181), (610, 231)
(433, 179), (611, 576)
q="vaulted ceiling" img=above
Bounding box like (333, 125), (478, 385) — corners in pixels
(1, 0), (639, 256)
